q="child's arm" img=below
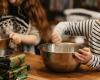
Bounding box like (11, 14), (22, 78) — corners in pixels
(52, 19), (100, 70)
(54, 19), (96, 36)
(10, 27), (40, 45)
(52, 19), (96, 44)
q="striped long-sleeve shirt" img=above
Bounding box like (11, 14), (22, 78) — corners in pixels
(54, 19), (100, 70)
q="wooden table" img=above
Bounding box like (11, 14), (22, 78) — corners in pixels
(25, 53), (100, 80)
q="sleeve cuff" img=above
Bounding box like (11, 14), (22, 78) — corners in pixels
(54, 22), (67, 36)
(86, 54), (95, 66)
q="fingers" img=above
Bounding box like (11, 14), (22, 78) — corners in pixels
(51, 31), (62, 44)
(52, 35), (61, 44)
(83, 47), (90, 52)
(74, 52), (86, 63)
(12, 38), (21, 44)
(78, 47), (90, 56)
(9, 32), (15, 39)
(9, 33), (21, 44)
(74, 48), (92, 64)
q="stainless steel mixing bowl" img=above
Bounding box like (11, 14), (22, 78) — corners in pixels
(39, 42), (84, 72)
(40, 43), (81, 72)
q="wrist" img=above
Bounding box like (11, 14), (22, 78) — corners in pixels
(86, 54), (95, 66)
(19, 34), (24, 43)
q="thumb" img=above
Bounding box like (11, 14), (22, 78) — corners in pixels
(9, 32), (15, 39)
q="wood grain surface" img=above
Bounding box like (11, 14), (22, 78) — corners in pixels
(25, 53), (100, 80)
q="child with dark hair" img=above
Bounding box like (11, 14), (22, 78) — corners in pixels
(52, 19), (100, 70)
(0, 0), (51, 53)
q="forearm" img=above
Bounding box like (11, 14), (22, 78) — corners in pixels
(21, 35), (40, 45)
(54, 22), (68, 36)
(55, 20), (96, 37)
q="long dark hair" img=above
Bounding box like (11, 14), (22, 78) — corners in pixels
(2, 0), (51, 43)
(20, 0), (51, 43)
(16, 0), (51, 43)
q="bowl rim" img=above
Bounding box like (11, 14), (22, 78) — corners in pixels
(39, 42), (79, 54)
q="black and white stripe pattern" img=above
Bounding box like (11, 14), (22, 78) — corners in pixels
(55, 19), (100, 69)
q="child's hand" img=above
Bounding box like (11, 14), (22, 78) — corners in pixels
(9, 32), (22, 44)
(74, 47), (92, 64)
(51, 30), (62, 44)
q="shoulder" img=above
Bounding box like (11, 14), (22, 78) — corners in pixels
(95, 19), (100, 25)
(0, 15), (15, 27)
(14, 16), (29, 27)
(12, 16), (31, 34)
(0, 15), (30, 34)
(93, 19), (100, 28)
(0, 15), (14, 22)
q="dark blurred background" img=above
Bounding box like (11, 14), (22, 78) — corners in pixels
(40, 0), (100, 25)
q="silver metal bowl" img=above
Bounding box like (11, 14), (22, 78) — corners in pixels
(39, 42), (84, 72)
(39, 36), (88, 72)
